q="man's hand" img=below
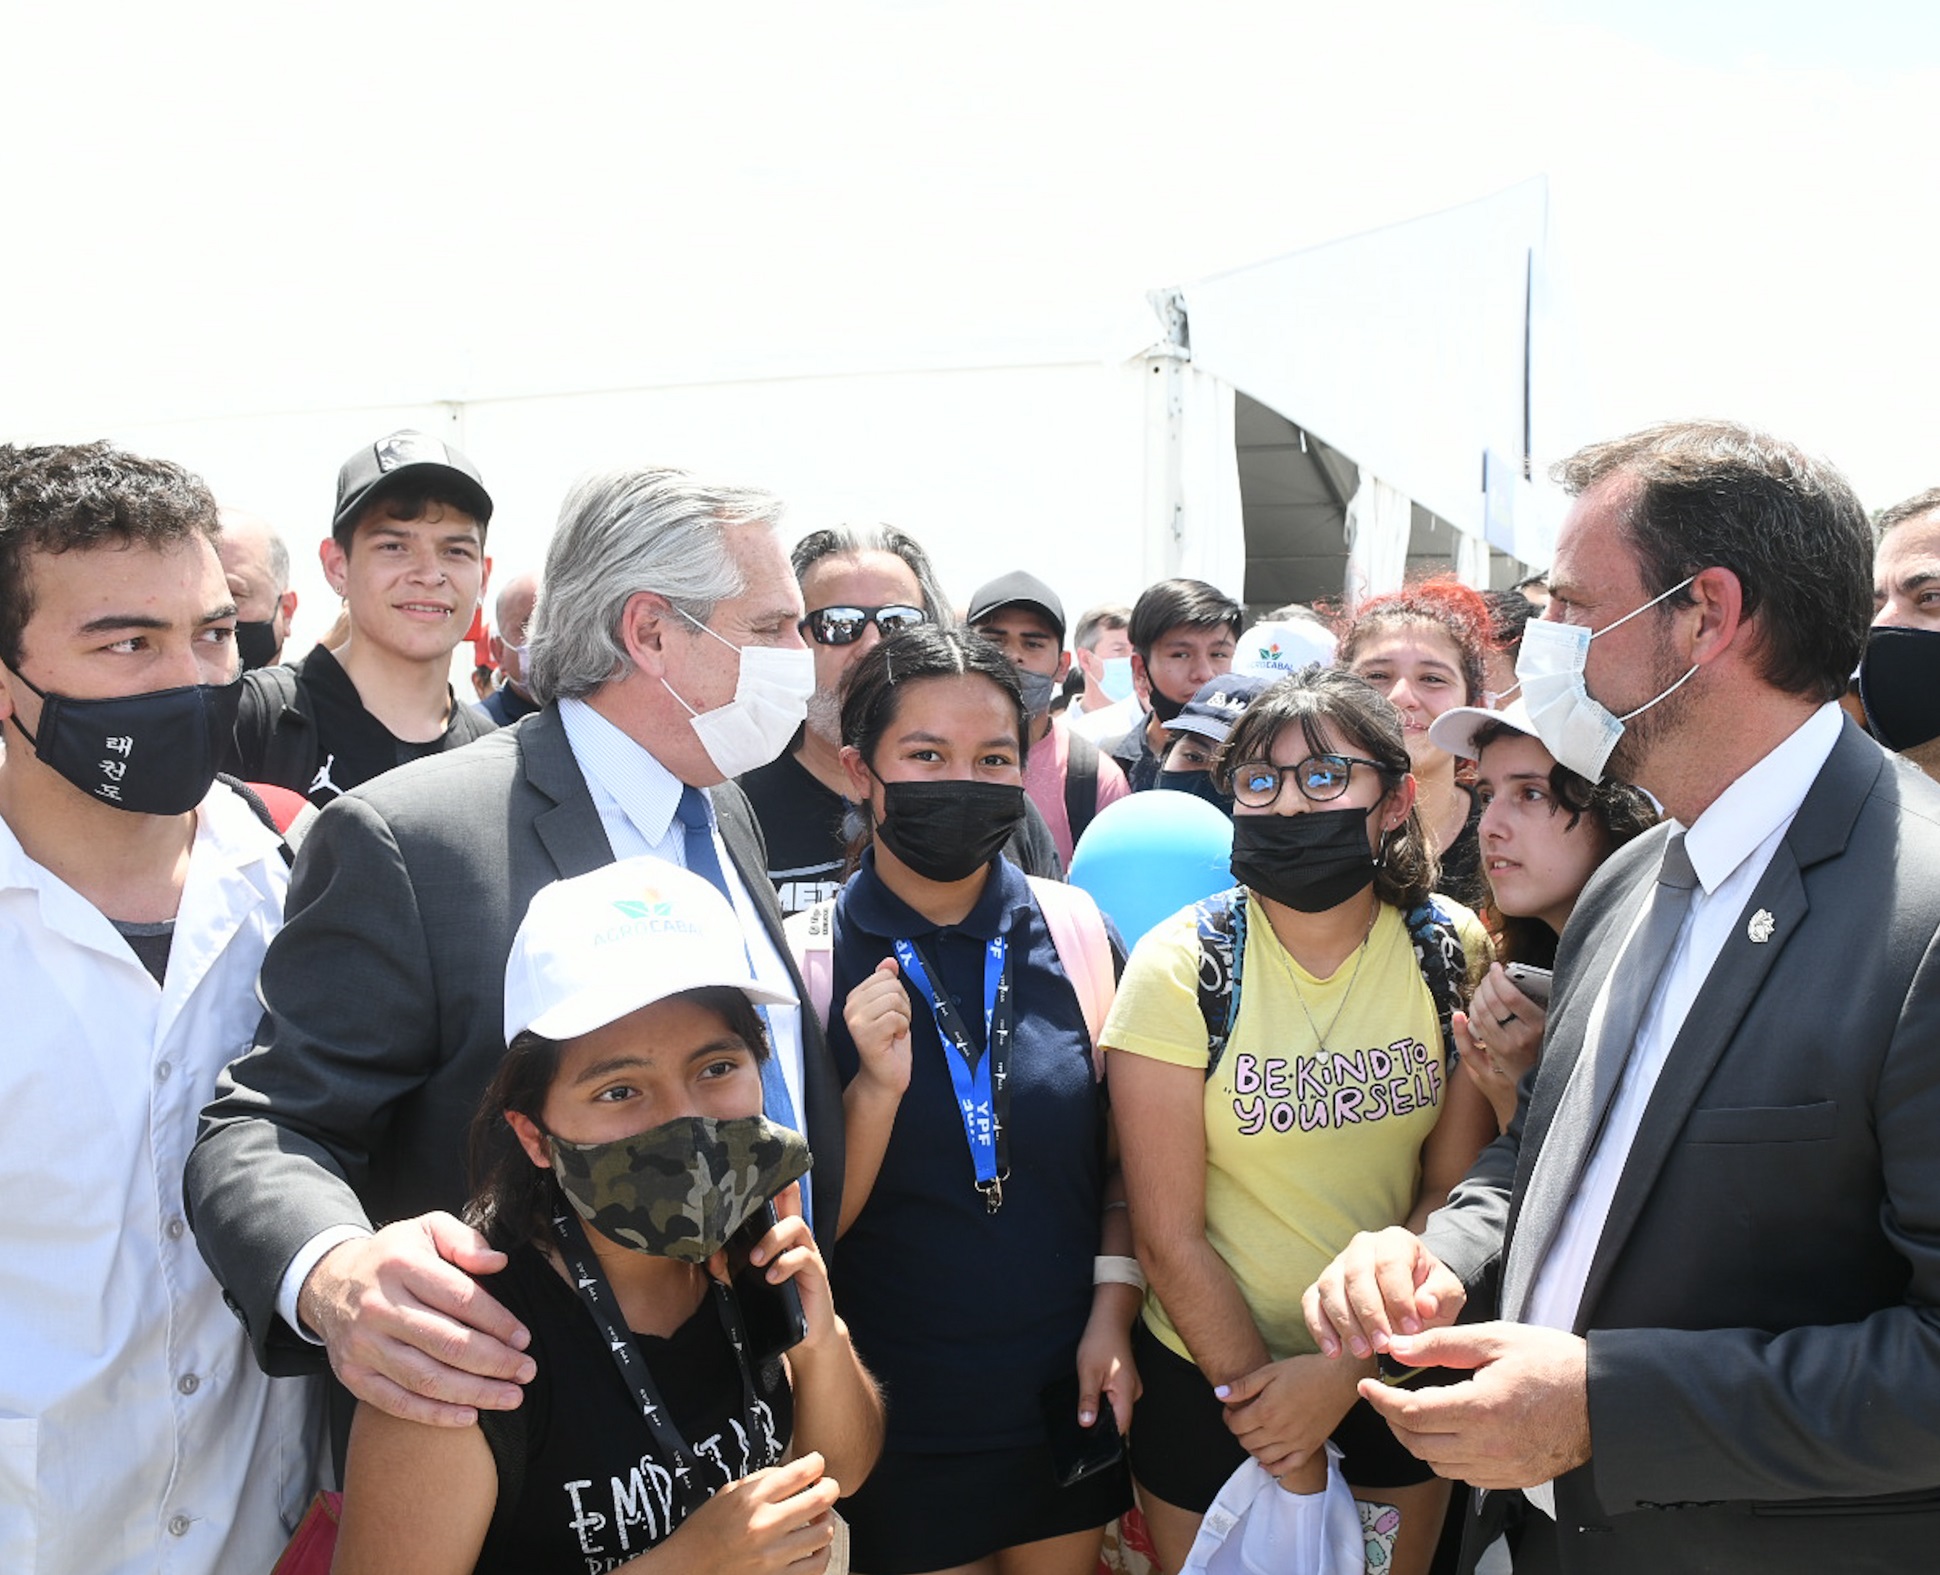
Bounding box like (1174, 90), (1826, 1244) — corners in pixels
(1356, 1322), (1590, 1490)
(299, 1212), (535, 1426)
(1302, 1226), (1465, 1359)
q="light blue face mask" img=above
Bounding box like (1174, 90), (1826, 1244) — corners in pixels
(1098, 656), (1136, 703)
(1512, 576), (1697, 783)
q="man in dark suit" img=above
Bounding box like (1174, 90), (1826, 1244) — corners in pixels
(1304, 421), (1940, 1571)
(187, 464), (840, 1439)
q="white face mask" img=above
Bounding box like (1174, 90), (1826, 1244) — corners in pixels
(663, 610), (815, 779)
(1098, 655), (1136, 703)
(1512, 576), (1697, 783)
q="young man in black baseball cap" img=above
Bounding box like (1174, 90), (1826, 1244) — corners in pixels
(225, 430), (498, 805)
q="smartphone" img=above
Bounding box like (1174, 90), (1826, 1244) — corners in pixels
(1503, 963), (1554, 1007)
(725, 1200), (809, 1367)
(1376, 1351), (1469, 1390)
(1038, 1372), (1125, 1487)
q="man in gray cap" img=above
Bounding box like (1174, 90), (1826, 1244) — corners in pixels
(224, 430), (497, 804)
(968, 569), (1129, 866)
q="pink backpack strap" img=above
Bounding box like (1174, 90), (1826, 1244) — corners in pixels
(1027, 876), (1115, 1076)
(783, 900), (837, 1030)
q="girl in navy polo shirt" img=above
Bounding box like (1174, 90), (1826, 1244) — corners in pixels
(813, 626), (1138, 1575)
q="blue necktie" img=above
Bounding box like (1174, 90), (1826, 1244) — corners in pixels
(674, 786), (802, 1140)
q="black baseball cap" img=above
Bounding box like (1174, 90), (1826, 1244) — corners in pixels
(966, 570), (1066, 645)
(332, 430), (494, 542)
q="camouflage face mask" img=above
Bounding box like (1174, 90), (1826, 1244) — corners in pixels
(546, 1113), (813, 1263)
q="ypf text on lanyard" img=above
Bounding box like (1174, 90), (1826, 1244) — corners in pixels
(892, 928), (1014, 1212)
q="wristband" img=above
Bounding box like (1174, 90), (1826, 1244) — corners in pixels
(1093, 1254), (1147, 1291)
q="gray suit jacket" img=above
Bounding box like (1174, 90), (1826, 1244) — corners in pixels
(1426, 721), (1940, 1572)
(186, 706), (845, 1376)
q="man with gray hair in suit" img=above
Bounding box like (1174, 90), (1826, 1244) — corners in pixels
(188, 465), (845, 1450)
(1305, 421), (1940, 1573)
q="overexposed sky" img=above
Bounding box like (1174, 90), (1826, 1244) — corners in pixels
(6, 0), (1937, 519)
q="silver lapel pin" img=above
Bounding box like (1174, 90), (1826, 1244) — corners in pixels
(1747, 909), (1776, 944)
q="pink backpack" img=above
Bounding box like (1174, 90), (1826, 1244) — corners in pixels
(786, 877), (1116, 1074)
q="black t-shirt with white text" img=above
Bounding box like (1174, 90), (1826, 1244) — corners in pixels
(473, 1244), (793, 1575)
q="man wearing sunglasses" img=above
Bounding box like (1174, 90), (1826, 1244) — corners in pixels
(737, 524), (1062, 913)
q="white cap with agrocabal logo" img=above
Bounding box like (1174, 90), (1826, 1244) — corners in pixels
(504, 856), (796, 1044)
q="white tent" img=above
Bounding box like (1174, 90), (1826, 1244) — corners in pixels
(36, 180), (1565, 656)
(1163, 176), (1566, 613)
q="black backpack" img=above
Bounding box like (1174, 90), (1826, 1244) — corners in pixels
(1062, 727), (1102, 847)
(231, 665), (320, 794)
(1193, 885), (1467, 1079)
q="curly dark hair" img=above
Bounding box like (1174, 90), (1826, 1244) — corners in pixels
(0, 441), (219, 668)
(1212, 664), (1438, 911)
(1469, 717), (1659, 963)
(1335, 576), (1496, 707)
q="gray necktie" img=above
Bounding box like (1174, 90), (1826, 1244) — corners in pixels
(1500, 831), (1699, 1324)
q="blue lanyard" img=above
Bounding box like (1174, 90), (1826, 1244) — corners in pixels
(892, 930), (1013, 1212)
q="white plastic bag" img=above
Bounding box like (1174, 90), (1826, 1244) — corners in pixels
(1179, 1442), (1369, 1575)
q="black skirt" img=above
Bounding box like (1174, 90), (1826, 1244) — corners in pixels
(841, 1438), (1131, 1574)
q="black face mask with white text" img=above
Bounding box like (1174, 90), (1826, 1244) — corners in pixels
(1229, 804), (1380, 913)
(7, 667), (243, 815)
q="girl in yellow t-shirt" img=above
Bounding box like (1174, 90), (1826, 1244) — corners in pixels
(1106, 665), (1496, 1575)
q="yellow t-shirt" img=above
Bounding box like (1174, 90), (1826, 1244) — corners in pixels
(1105, 893), (1491, 1364)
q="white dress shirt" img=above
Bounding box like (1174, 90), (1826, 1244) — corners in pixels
(0, 785), (322, 1575)
(557, 699), (807, 1120)
(1066, 693), (1144, 743)
(275, 700), (812, 1335)
(1522, 701), (1843, 1514)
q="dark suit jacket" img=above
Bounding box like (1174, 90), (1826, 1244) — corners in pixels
(1426, 721), (1940, 1572)
(186, 705), (845, 1377)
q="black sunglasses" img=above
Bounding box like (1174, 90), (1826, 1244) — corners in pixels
(798, 604), (929, 646)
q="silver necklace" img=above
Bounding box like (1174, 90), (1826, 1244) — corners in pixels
(1273, 895), (1380, 1056)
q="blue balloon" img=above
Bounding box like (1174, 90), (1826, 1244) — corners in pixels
(1068, 790), (1235, 949)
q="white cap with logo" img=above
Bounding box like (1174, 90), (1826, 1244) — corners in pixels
(1426, 695), (1542, 762)
(1230, 619), (1337, 678)
(504, 856), (796, 1043)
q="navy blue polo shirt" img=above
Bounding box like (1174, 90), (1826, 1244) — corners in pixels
(825, 850), (1105, 1451)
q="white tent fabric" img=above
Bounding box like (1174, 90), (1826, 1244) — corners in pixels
(1174, 368), (1247, 598)
(1180, 178), (1554, 564)
(1455, 526), (1492, 589)
(1343, 475), (1413, 610)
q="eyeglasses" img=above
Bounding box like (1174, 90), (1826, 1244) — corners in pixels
(798, 604), (929, 645)
(1230, 754), (1398, 808)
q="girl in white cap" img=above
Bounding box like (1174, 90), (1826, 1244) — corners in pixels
(1427, 702), (1657, 1130)
(329, 857), (882, 1575)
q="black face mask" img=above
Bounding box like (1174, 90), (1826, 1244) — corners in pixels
(8, 668), (244, 815)
(234, 619), (280, 671)
(1157, 768), (1234, 818)
(875, 778), (1026, 883)
(1859, 626), (1940, 752)
(1147, 688), (1188, 726)
(1229, 805), (1380, 913)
